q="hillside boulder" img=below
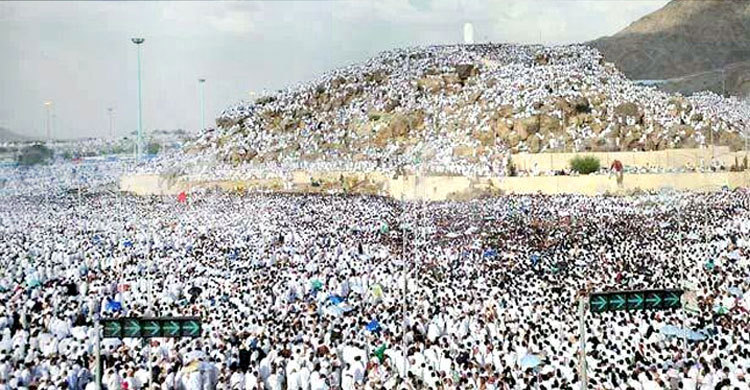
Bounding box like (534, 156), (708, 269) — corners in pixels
(534, 53), (549, 65)
(526, 134), (542, 153)
(515, 116), (541, 140)
(372, 111), (424, 146)
(417, 76), (444, 94)
(497, 105), (514, 118)
(572, 97), (591, 113)
(495, 121), (512, 139)
(474, 129), (496, 147)
(719, 131), (744, 151)
(539, 114), (561, 135)
(452, 145), (474, 158)
(614, 102), (644, 124)
(455, 64), (479, 82)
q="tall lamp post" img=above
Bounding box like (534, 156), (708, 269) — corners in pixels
(107, 108), (114, 139)
(108, 107), (115, 156)
(198, 78), (206, 130)
(44, 101), (52, 143)
(131, 37), (145, 160)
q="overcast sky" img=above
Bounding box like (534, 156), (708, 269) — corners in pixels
(0, 0), (670, 140)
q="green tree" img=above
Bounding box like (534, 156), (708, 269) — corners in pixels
(146, 142), (161, 155)
(17, 144), (53, 165)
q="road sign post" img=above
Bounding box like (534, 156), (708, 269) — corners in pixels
(98, 317), (200, 389)
(95, 319), (102, 390)
(583, 289), (685, 388)
(578, 296), (588, 390)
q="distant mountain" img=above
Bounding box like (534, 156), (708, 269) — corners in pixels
(589, 0), (750, 97)
(0, 127), (33, 142)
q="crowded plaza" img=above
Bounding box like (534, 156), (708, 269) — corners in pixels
(4, 0), (750, 387)
(0, 160), (748, 390)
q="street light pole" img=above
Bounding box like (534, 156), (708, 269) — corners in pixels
(578, 295), (588, 389)
(95, 319), (102, 390)
(44, 101), (52, 143)
(198, 78), (206, 130)
(401, 193), (408, 381)
(131, 37), (145, 160)
(676, 198), (690, 358)
(108, 108), (115, 155)
(108, 108), (114, 139)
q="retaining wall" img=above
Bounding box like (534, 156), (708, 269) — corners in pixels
(510, 147), (747, 173)
(121, 171), (750, 200)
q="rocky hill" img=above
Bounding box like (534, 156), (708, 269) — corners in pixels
(590, 0), (750, 97)
(181, 44), (748, 176)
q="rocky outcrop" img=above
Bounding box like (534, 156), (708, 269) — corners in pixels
(202, 44), (746, 167)
(614, 102), (644, 124)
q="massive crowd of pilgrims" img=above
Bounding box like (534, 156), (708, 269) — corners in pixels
(0, 161), (748, 390)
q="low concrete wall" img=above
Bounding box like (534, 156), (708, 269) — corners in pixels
(511, 147), (747, 173)
(120, 148), (750, 199)
(491, 172), (745, 196)
(120, 171), (750, 200)
(120, 174), (286, 196)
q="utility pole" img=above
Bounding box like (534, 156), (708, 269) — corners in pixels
(131, 37), (145, 160)
(676, 199), (689, 358)
(198, 78), (206, 130)
(578, 295), (588, 389)
(108, 108), (114, 139)
(401, 192), (408, 381)
(710, 127), (715, 166)
(401, 52), (411, 384)
(108, 108), (115, 156)
(744, 98), (749, 181)
(95, 319), (102, 389)
(44, 101), (52, 143)
(713, 68), (725, 167)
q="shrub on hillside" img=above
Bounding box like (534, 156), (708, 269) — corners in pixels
(570, 155), (600, 174)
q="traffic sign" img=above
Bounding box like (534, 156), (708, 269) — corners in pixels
(123, 318), (141, 338)
(181, 319), (201, 338)
(589, 289), (683, 313)
(101, 317), (201, 339)
(103, 320), (122, 338)
(142, 320), (160, 338)
(160, 319), (181, 337)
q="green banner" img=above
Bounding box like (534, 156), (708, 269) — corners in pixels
(589, 289), (683, 313)
(101, 317), (201, 339)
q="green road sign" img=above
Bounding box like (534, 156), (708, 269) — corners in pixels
(142, 320), (160, 338)
(589, 289), (683, 313)
(123, 319), (141, 338)
(101, 317), (201, 339)
(627, 293), (644, 309)
(181, 319), (201, 338)
(610, 294), (626, 309)
(645, 292), (661, 307)
(102, 320), (122, 338)
(665, 291), (680, 306)
(591, 295), (607, 311)
(161, 320), (181, 337)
